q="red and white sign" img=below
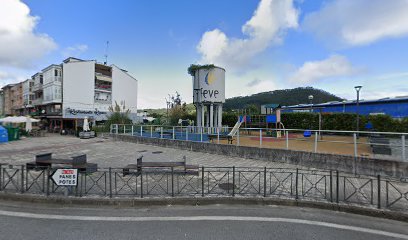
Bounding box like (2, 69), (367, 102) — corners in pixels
(51, 169), (78, 186)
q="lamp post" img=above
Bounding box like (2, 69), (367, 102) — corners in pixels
(308, 95), (314, 129)
(354, 86), (362, 138)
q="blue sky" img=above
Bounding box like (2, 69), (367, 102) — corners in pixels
(1, 0), (408, 108)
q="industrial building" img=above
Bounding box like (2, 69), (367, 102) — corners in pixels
(283, 96), (408, 119)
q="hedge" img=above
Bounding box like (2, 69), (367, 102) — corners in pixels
(221, 112), (408, 133)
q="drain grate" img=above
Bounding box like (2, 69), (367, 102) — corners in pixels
(218, 183), (236, 191)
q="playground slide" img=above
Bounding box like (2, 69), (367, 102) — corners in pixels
(228, 119), (244, 136)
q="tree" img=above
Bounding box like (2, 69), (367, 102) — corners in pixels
(105, 101), (132, 129)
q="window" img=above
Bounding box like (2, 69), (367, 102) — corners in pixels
(55, 69), (58, 76)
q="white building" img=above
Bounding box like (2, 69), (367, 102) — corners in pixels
(60, 57), (138, 130)
(22, 79), (34, 115)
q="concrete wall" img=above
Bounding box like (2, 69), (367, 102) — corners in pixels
(111, 134), (408, 178)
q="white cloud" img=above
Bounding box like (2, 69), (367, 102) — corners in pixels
(289, 55), (356, 84)
(62, 44), (88, 58)
(197, 0), (298, 71)
(303, 0), (408, 47)
(0, 0), (56, 67)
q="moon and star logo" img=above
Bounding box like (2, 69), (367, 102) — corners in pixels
(205, 70), (216, 85)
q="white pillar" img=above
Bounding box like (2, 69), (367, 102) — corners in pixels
(206, 105), (209, 127)
(210, 104), (214, 128)
(196, 105), (201, 127)
(201, 104), (205, 128)
(217, 104), (222, 127)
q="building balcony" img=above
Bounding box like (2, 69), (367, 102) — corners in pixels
(32, 98), (43, 106)
(95, 72), (112, 82)
(32, 84), (43, 92)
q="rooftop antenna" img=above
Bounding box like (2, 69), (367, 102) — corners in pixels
(104, 41), (109, 65)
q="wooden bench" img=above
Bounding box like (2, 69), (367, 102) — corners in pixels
(208, 134), (234, 144)
(123, 156), (199, 176)
(26, 153), (98, 173)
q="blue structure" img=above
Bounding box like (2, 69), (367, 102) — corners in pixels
(282, 96), (408, 119)
(0, 126), (8, 143)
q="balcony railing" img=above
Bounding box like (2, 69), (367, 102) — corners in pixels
(32, 83), (43, 92)
(31, 98), (43, 105)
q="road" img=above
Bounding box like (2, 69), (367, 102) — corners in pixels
(0, 200), (406, 240)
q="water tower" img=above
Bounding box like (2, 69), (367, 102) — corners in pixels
(188, 65), (225, 129)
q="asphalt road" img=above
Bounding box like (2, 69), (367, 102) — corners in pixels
(0, 200), (406, 240)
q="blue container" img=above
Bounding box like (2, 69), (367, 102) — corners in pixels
(0, 126), (8, 143)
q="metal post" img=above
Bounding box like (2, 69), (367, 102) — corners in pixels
(115, 124), (118, 134)
(20, 165), (24, 193)
(232, 166), (235, 196)
(123, 125), (126, 134)
(150, 126), (153, 138)
(140, 167), (143, 198)
(217, 128), (220, 144)
(46, 168), (50, 196)
(259, 129), (262, 147)
(237, 129), (240, 146)
(171, 167), (174, 197)
(160, 127), (163, 139)
(353, 133), (358, 157)
(377, 175), (381, 209)
(295, 168), (299, 199)
(172, 127), (175, 140)
(286, 131), (289, 150)
(140, 126), (143, 137)
(336, 170), (339, 203)
(264, 167), (267, 197)
(314, 132), (318, 153)
(356, 88), (360, 139)
(200, 127), (203, 142)
(402, 135), (406, 161)
(131, 125), (134, 136)
(0, 164), (2, 191)
(201, 167), (205, 197)
(330, 170), (333, 202)
(109, 168), (112, 198)
(186, 127), (188, 141)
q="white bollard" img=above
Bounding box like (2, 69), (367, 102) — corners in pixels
(286, 131), (289, 150)
(314, 132), (318, 153)
(260, 129), (262, 147)
(353, 133), (358, 157)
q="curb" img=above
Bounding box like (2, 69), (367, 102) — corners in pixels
(0, 192), (407, 222)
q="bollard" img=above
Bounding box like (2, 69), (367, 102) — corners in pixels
(264, 167), (267, 197)
(260, 129), (262, 147)
(237, 130), (240, 146)
(314, 132), (318, 153)
(295, 168), (299, 199)
(377, 175), (381, 209)
(20, 165), (24, 193)
(109, 168), (112, 198)
(217, 128), (220, 144)
(171, 167), (174, 197)
(201, 167), (205, 197)
(173, 127), (175, 140)
(186, 127), (188, 141)
(286, 131), (289, 150)
(160, 127), (163, 139)
(330, 170), (333, 202)
(140, 126), (143, 137)
(200, 127), (203, 142)
(150, 126), (153, 138)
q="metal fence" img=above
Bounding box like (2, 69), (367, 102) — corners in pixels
(1, 164), (408, 212)
(110, 124), (407, 161)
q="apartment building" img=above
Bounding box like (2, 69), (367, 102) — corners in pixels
(1, 57), (138, 133)
(0, 90), (4, 116)
(59, 57), (138, 132)
(22, 79), (34, 115)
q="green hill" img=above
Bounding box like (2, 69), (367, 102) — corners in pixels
(223, 87), (343, 111)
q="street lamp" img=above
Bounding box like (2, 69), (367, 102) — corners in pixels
(308, 95), (314, 113)
(354, 86), (362, 138)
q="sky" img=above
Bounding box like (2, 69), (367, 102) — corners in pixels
(0, 0), (408, 109)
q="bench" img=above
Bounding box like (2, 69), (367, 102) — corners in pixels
(123, 156), (199, 176)
(26, 153), (98, 173)
(369, 136), (392, 155)
(208, 134), (234, 144)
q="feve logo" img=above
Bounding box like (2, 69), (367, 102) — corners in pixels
(205, 70), (216, 85)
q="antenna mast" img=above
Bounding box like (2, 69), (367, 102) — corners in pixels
(104, 41), (109, 65)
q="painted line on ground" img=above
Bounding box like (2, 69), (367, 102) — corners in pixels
(0, 210), (406, 239)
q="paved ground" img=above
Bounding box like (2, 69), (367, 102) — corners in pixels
(0, 134), (300, 169)
(0, 200), (406, 240)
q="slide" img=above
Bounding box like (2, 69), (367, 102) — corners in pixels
(228, 119), (244, 136)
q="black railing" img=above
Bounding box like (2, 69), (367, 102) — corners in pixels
(0, 164), (407, 212)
